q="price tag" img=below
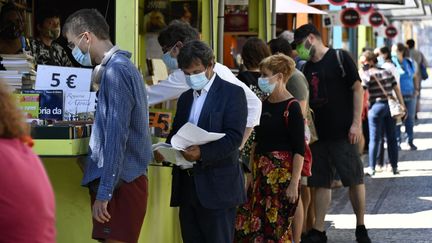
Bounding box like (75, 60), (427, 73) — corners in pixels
(149, 110), (173, 138)
(35, 65), (92, 92)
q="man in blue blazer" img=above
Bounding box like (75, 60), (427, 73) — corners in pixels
(164, 40), (248, 243)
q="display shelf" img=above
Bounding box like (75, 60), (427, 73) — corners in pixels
(33, 137), (89, 156)
(224, 31), (258, 36)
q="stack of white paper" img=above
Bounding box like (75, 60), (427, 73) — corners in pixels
(152, 122), (225, 168)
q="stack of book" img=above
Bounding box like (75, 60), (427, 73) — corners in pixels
(0, 53), (36, 91)
(31, 122), (93, 139)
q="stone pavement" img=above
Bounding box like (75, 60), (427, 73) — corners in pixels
(324, 79), (432, 243)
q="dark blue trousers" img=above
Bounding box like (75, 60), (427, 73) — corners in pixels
(178, 171), (236, 243)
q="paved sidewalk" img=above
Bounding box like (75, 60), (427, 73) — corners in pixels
(324, 79), (432, 243)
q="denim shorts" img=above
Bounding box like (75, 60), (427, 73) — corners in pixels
(308, 139), (364, 188)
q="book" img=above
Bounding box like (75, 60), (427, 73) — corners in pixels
(22, 90), (64, 120)
(31, 125), (74, 139)
(13, 93), (40, 120)
(63, 91), (97, 120)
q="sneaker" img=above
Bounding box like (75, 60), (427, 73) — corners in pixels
(392, 167), (400, 175)
(302, 228), (327, 243)
(408, 142), (417, 151)
(355, 225), (371, 243)
(375, 165), (384, 173)
(364, 167), (375, 177)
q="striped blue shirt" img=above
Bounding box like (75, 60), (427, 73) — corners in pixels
(82, 50), (152, 201)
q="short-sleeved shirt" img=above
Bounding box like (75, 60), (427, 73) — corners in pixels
(360, 68), (396, 104)
(29, 38), (72, 66)
(302, 48), (360, 141)
(287, 69), (308, 102)
(255, 98), (305, 156)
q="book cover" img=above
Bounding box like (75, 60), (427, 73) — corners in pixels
(13, 93), (40, 119)
(63, 91), (97, 120)
(22, 90), (64, 120)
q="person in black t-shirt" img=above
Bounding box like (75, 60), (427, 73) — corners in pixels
(294, 24), (371, 243)
(234, 54), (304, 242)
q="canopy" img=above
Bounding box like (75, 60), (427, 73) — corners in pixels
(275, 0), (328, 14)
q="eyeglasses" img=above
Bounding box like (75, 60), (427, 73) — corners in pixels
(67, 32), (87, 50)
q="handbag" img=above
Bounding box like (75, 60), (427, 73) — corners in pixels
(284, 99), (312, 177)
(306, 107), (319, 144)
(372, 73), (405, 118)
(420, 63), (429, 81)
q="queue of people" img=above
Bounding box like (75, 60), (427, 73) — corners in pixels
(1, 3), (429, 243)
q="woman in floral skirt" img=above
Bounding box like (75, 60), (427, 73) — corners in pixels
(235, 54), (305, 243)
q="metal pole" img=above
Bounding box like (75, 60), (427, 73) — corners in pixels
(271, 0), (277, 39)
(217, 0), (225, 63)
(210, 0), (214, 50)
(263, 0), (268, 42)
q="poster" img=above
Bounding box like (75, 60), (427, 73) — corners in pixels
(170, 1), (199, 30)
(225, 5), (249, 32)
(144, 0), (200, 33)
(144, 0), (170, 33)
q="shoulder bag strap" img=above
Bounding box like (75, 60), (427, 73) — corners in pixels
(370, 72), (390, 99)
(284, 98), (299, 127)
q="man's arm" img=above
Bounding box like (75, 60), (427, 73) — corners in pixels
(147, 69), (190, 106)
(349, 81), (364, 144)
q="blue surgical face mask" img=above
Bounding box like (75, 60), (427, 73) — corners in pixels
(258, 75), (277, 94)
(72, 35), (92, 66)
(377, 56), (385, 67)
(162, 52), (178, 70)
(185, 70), (209, 90)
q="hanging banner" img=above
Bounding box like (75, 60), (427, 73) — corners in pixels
(329, 0), (349, 5)
(385, 26), (398, 39)
(357, 3), (373, 14)
(340, 8), (361, 28)
(349, 0), (404, 4)
(369, 11), (384, 27)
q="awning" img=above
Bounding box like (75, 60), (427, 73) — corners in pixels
(276, 0), (328, 14)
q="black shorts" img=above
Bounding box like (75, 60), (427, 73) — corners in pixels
(307, 139), (364, 188)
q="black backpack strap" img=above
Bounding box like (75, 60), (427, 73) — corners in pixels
(336, 49), (346, 78)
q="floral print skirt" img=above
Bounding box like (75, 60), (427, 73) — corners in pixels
(234, 151), (300, 243)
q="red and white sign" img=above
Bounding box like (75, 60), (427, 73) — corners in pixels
(340, 8), (361, 28)
(357, 3), (373, 14)
(329, 0), (348, 6)
(385, 26), (398, 39)
(369, 11), (384, 27)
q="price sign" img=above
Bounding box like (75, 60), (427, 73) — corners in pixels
(357, 3), (373, 14)
(385, 26), (398, 39)
(149, 110), (173, 138)
(369, 11), (384, 27)
(35, 65), (92, 92)
(340, 8), (361, 28)
(329, 0), (348, 6)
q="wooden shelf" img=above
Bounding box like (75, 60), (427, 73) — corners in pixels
(224, 31), (258, 36)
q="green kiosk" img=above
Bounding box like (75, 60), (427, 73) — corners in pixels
(35, 0), (271, 242)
